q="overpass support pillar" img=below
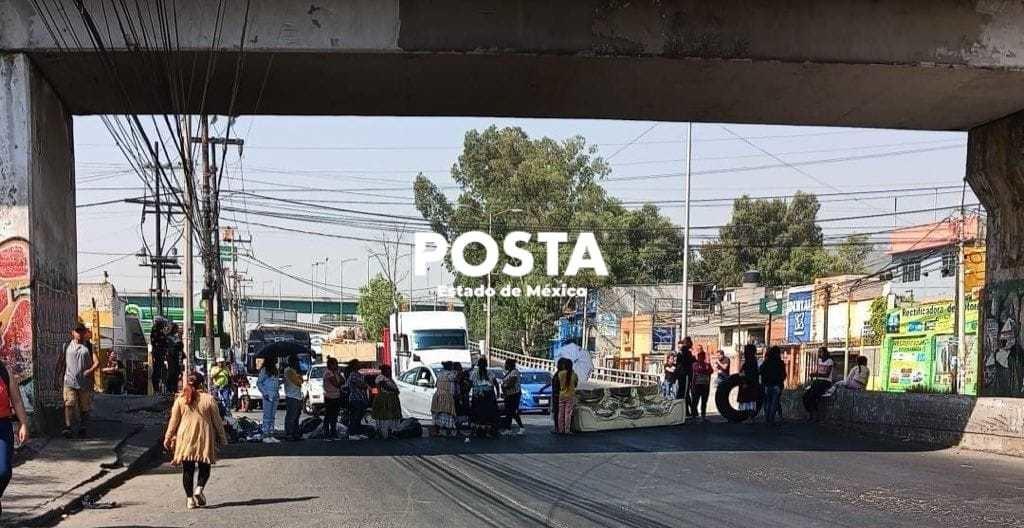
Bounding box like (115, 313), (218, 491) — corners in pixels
(0, 54), (78, 430)
(967, 112), (1024, 398)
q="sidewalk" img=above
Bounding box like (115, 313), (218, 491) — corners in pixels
(2, 393), (171, 527)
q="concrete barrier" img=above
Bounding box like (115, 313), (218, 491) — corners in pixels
(815, 390), (1024, 457)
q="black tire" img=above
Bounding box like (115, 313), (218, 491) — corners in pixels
(715, 374), (763, 423)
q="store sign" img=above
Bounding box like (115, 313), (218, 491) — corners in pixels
(886, 299), (979, 335)
(887, 335), (930, 389)
(652, 326), (676, 352)
(786, 290), (812, 343)
(759, 296), (784, 316)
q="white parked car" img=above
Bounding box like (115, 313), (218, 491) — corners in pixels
(246, 374), (286, 409)
(302, 364), (327, 415)
(396, 364), (505, 421)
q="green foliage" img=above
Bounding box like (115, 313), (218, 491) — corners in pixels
(866, 297), (887, 346)
(413, 126), (684, 355)
(692, 193), (872, 287)
(357, 275), (403, 339)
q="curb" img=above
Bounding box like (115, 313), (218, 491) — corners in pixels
(18, 427), (166, 527)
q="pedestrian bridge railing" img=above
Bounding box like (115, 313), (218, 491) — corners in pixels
(470, 342), (659, 386)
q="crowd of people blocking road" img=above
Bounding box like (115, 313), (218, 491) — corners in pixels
(663, 337), (871, 425)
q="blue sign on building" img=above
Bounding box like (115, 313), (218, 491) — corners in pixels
(786, 290), (813, 343)
(652, 326), (676, 352)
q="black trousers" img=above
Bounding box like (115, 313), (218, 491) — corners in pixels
(181, 461), (210, 497)
(323, 397), (341, 437)
(803, 379), (832, 413)
(505, 393), (523, 428)
(676, 374), (694, 416)
(691, 384), (710, 417)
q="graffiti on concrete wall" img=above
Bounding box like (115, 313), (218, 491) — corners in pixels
(0, 237), (32, 378)
(982, 279), (1024, 398)
(34, 283), (76, 408)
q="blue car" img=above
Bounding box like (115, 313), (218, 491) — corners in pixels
(518, 368), (553, 414)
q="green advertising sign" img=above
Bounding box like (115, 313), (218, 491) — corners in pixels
(885, 335), (932, 390)
(759, 296), (784, 316)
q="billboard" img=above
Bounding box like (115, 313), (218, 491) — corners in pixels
(652, 326), (676, 352)
(786, 290), (812, 343)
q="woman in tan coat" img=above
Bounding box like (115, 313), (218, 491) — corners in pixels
(164, 372), (227, 510)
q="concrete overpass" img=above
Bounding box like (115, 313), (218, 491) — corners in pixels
(3, 1), (1024, 424)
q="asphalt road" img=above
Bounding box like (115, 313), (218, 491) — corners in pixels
(55, 414), (1024, 528)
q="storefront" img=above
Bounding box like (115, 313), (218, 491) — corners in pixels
(880, 298), (979, 394)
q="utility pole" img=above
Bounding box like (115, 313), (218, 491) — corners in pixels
(190, 116), (243, 372)
(681, 122), (693, 341)
(580, 289), (589, 352)
(201, 116), (216, 370)
(845, 285), (853, 375)
(822, 284), (832, 346)
(153, 143), (164, 315)
(953, 180), (968, 394)
(182, 116), (194, 374)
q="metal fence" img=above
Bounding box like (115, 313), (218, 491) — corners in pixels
(470, 342), (659, 386)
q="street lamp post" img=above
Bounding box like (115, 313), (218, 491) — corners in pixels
(457, 206), (523, 359)
(278, 264), (292, 313)
(337, 257), (356, 324)
(312, 258), (328, 323)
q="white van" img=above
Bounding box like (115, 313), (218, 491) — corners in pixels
(387, 311), (471, 375)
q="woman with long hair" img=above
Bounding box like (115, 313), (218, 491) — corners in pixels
(803, 347), (835, 421)
(0, 360), (30, 517)
(759, 346), (787, 426)
(282, 355), (304, 442)
(431, 362), (459, 437)
(737, 344), (761, 417)
(501, 358), (525, 435)
(372, 365), (402, 439)
(163, 373), (227, 510)
(322, 357), (344, 440)
(469, 357), (498, 437)
(555, 358), (579, 434)
(256, 360), (280, 443)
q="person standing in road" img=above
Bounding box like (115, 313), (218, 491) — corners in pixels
(803, 347), (835, 421)
(256, 360), (280, 443)
(431, 362), (459, 437)
(344, 359), (370, 440)
(163, 372), (227, 510)
(150, 319), (167, 394)
(737, 344), (761, 418)
(714, 349), (731, 388)
(321, 357), (344, 440)
(0, 359), (30, 518)
(662, 351), (677, 399)
(63, 324), (100, 438)
(372, 365), (402, 439)
(555, 358), (579, 434)
(165, 323), (183, 394)
(690, 349), (713, 421)
(453, 362), (471, 431)
(675, 338), (695, 417)
(469, 357), (499, 438)
(282, 355), (304, 441)
(501, 358), (525, 435)
(759, 346), (787, 426)
(209, 359), (232, 411)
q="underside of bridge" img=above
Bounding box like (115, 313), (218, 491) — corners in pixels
(2, 1), (1024, 424)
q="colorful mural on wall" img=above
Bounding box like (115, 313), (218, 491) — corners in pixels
(0, 237), (31, 377)
(982, 279), (1024, 398)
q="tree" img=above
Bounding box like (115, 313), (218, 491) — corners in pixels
(357, 275), (403, 339)
(866, 296), (887, 346)
(414, 126), (684, 355)
(692, 193), (871, 288)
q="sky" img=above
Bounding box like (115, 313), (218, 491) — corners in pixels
(74, 116), (974, 309)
